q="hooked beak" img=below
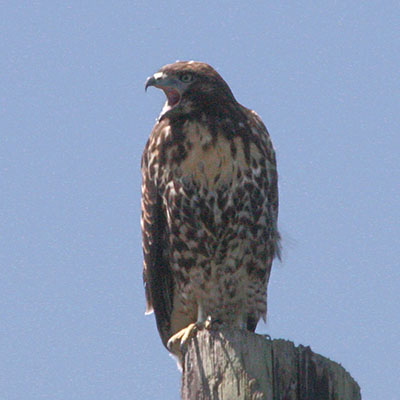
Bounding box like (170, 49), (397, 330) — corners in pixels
(145, 75), (157, 92)
(145, 72), (167, 92)
(144, 72), (182, 111)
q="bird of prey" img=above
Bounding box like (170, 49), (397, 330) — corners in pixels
(142, 61), (280, 358)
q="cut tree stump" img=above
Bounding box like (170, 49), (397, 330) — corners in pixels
(181, 328), (360, 400)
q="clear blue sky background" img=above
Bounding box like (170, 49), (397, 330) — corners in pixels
(1, 2), (398, 399)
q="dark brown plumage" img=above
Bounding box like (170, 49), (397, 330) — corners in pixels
(142, 61), (280, 353)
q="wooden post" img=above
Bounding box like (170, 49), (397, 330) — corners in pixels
(181, 328), (360, 400)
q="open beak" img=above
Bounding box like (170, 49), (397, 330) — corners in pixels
(144, 72), (182, 110)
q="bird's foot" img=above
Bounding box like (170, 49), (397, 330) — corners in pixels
(167, 320), (213, 355)
(167, 322), (199, 354)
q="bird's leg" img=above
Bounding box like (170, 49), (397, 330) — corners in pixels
(167, 302), (211, 354)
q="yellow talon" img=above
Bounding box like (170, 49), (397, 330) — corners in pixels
(167, 318), (214, 355)
(167, 322), (198, 354)
(179, 322), (199, 347)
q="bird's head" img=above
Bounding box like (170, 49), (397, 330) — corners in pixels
(145, 61), (235, 117)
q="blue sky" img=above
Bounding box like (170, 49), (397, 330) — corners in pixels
(1, 2), (399, 399)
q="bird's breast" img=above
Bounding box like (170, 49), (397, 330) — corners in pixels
(166, 120), (250, 190)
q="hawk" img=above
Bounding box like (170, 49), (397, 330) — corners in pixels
(142, 61), (280, 358)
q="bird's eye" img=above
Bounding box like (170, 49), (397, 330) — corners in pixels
(180, 74), (193, 83)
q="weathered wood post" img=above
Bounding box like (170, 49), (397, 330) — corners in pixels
(181, 329), (360, 400)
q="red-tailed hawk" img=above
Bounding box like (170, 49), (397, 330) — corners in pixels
(142, 61), (280, 358)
